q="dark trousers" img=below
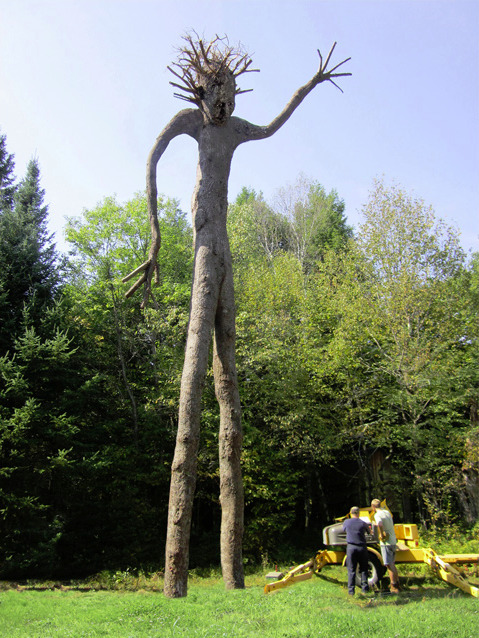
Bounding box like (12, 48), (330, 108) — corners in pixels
(346, 544), (369, 594)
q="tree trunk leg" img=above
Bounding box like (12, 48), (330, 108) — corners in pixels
(164, 247), (220, 598)
(213, 267), (245, 589)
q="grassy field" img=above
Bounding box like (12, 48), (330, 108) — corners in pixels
(1, 565), (478, 638)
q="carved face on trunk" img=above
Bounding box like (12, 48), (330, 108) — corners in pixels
(200, 72), (236, 126)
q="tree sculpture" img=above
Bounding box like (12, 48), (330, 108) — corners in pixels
(123, 34), (350, 598)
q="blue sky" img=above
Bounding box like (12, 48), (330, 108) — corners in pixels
(1, 0), (478, 254)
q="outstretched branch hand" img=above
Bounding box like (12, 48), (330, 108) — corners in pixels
(315, 42), (351, 93)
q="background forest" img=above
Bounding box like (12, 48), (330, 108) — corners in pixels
(1, 131), (478, 579)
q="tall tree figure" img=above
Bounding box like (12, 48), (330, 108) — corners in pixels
(124, 34), (350, 598)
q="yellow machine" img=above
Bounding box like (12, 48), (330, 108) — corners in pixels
(264, 506), (479, 597)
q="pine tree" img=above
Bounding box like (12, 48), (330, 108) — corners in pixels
(0, 158), (60, 352)
(14, 158), (59, 296)
(0, 131), (16, 212)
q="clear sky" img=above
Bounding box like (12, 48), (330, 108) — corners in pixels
(1, 0), (478, 254)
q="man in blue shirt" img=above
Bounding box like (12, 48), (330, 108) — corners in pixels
(342, 506), (372, 595)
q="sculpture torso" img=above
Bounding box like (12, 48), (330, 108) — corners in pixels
(192, 118), (238, 242)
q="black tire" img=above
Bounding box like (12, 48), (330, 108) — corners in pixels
(355, 552), (385, 588)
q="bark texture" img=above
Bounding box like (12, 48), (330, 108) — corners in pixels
(164, 117), (242, 597)
(214, 259), (244, 589)
(124, 38), (350, 599)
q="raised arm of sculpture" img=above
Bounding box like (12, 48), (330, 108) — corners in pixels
(238, 42), (351, 142)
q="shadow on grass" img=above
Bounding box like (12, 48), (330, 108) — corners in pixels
(314, 571), (474, 606)
(1, 572), (474, 604)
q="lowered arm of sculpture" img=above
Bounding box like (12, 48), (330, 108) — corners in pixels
(123, 108), (201, 307)
(239, 42), (351, 143)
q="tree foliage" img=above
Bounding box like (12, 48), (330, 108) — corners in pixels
(0, 152), (477, 578)
(273, 175), (353, 270)
(316, 180), (477, 523)
(0, 130), (16, 212)
(0, 157), (60, 353)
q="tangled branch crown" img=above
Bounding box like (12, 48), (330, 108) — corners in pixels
(167, 33), (259, 106)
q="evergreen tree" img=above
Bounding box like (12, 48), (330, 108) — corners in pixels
(0, 158), (60, 352)
(0, 131), (16, 212)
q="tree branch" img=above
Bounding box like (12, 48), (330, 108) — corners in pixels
(125, 271), (147, 298)
(122, 259), (150, 284)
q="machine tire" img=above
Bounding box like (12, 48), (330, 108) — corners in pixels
(355, 551), (385, 588)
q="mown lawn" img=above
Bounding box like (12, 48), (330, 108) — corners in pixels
(1, 567), (478, 638)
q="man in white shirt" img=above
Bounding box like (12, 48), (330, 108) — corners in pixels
(371, 499), (400, 593)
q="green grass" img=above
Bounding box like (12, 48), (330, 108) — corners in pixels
(1, 567), (478, 637)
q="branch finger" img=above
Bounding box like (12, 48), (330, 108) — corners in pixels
(321, 42), (337, 72)
(328, 57), (352, 74)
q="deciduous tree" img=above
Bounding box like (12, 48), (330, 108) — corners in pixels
(274, 175), (352, 270)
(327, 179), (474, 521)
